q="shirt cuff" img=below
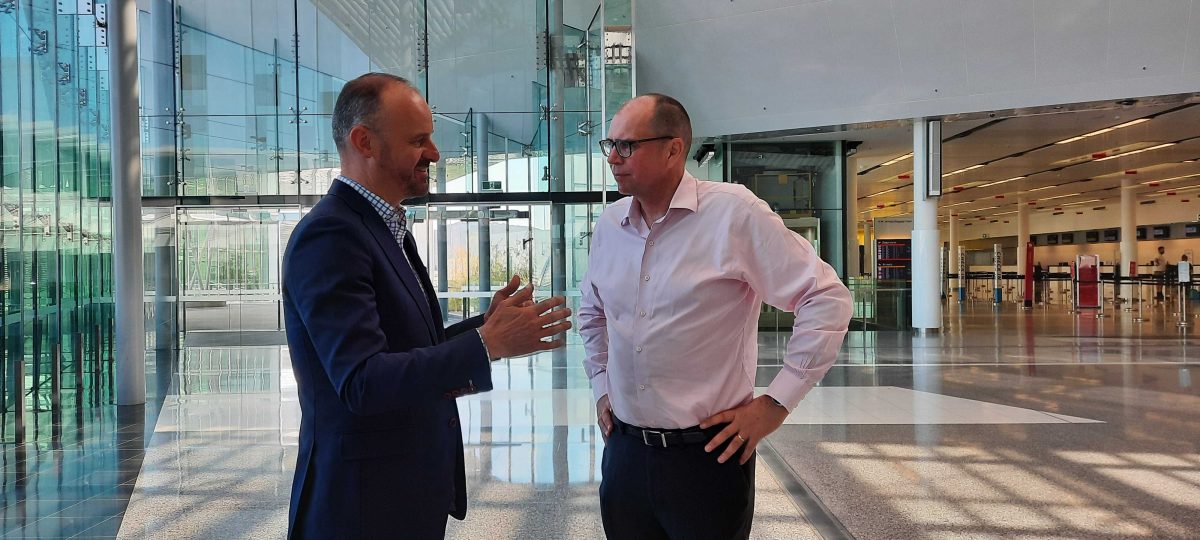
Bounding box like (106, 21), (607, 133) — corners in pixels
(764, 369), (820, 412)
(475, 328), (493, 360)
(590, 371), (610, 404)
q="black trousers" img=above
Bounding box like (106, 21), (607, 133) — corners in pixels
(599, 421), (755, 540)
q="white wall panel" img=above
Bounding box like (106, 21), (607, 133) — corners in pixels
(1031, 0), (1108, 88)
(892, 0), (970, 102)
(636, 0), (1200, 137)
(1106, 0), (1190, 79)
(636, 0), (819, 29)
(1188, 1), (1200, 75)
(963, 0), (1036, 94)
(820, 0), (904, 108)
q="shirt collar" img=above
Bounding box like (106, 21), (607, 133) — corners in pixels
(338, 175), (405, 222)
(621, 171), (700, 226)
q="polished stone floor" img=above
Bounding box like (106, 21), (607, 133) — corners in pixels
(4, 300), (1200, 538)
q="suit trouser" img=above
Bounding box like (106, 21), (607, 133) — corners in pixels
(599, 422), (755, 540)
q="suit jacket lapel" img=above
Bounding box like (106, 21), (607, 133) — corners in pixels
(403, 232), (448, 341)
(329, 182), (439, 343)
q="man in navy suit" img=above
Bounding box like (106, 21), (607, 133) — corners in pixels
(283, 73), (572, 539)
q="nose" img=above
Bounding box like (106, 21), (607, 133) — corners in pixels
(426, 140), (441, 163)
(606, 149), (623, 166)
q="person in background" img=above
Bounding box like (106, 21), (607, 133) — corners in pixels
(1034, 262), (1047, 304)
(1153, 246), (1169, 300)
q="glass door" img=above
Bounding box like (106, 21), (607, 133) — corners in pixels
(175, 205), (299, 346)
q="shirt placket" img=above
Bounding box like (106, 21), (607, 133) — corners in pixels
(630, 212), (665, 411)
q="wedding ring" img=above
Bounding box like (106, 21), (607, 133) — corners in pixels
(736, 434), (746, 442)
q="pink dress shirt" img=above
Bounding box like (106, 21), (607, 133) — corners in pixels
(578, 172), (853, 429)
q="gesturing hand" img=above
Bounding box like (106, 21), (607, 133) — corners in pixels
(484, 275), (523, 322)
(478, 285), (572, 359)
(699, 395), (790, 465)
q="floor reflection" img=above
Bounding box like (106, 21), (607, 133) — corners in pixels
(7, 301), (1200, 538)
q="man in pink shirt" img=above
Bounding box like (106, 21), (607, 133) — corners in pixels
(578, 94), (852, 539)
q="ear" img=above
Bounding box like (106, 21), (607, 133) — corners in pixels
(348, 124), (374, 159)
(667, 137), (685, 162)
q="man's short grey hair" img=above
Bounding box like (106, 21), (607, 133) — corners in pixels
(641, 93), (692, 151)
(332, 72), (416, 152)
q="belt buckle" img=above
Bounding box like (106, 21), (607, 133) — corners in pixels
(641, 429), (667, 447)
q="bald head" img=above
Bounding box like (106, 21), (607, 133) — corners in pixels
(619, 94), (692, 151)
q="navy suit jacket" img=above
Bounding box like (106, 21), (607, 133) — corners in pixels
(283, 181), (492, 539)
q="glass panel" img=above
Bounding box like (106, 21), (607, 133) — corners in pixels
(416, 204), (551, 321)
(124, 0), (617, 371)
(175, 206), (294, 346)
(0, 0), (114, 442)
(729, 142), (845, 273)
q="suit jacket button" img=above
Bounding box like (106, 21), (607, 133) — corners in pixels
(449, 417), (459, 427)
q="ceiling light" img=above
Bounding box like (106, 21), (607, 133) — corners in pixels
(1153, 184), (1200, 194)
(1062, 198), (1102, 206)
(1040, 192), (1083, 200)
(976, 176), (1026, 189)
(1054, 118), (1150, 145)
(1140, 172), (1200, 185)
(1112, 118), (1150, 129)
(879, 153), (913, 167)
(943, 164), (985, 177)
(944, 200), (973, 207)
(1094, 142), (1176, 161)
(1026, 184), (1057, 192)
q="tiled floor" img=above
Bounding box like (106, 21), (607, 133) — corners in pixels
(0, 349), (176, 539)
(5, 300), (1200, 538)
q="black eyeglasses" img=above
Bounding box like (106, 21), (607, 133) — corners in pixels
(598, 136), (675, 158)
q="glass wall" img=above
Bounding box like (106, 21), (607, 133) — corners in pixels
(1, 0), (115, 443)
(136, 0), (629, 347)
(728, 141), (847, 331)
(729, 141), (846, 274)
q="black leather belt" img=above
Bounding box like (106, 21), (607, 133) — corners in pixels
(612, 416), (711, 448)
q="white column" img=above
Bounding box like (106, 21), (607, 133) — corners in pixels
(474, 113), (492, 310)
(948, 213), (959, 297)
(111, 0), (146, 405)
(1017, 197), (1030, 278)
(845, 156), (860, 277)
(1121, 177), (1138, 300)
(912, 119), (942, 330)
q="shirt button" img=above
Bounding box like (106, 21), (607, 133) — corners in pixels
(639, 384), (646, 391)
(640, 311), (646, 317)
(648, 240), (655, 246)
(643, 275), (650, 281)
(635, 346), (643, 352)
